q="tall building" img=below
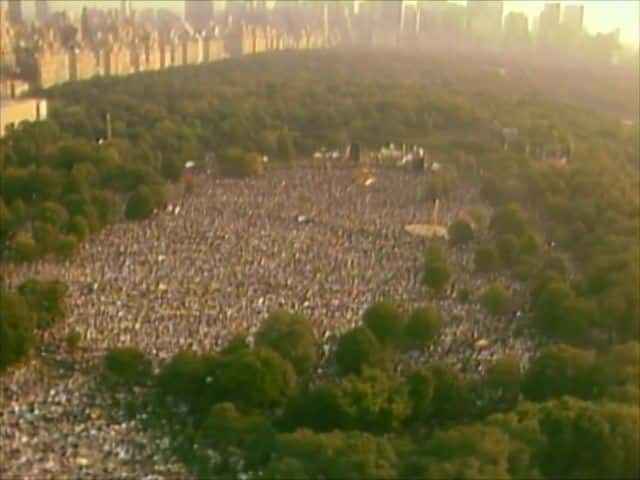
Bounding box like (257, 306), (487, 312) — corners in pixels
(466, 1), (504, 41)
(185, 0), (213, 31)
(537, 3), (561, 43)
(35, 0), (49, 23)
(6, 0), (22, 26)
(503, 11), (529, 46)
(562, 5), (584, 33)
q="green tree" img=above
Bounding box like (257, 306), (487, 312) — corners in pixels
(422, 244), (451, 293)
(215, 347), (297, 409)
(199, 402), (274, 451)
(407, 368), (435, 422)
(532, 282), (595, 343)
(103, 347), (152, 385)
(335, 326), (385, 375)
(479, 284), (512, 316)
(0, 290), (35, 370)
(362, 301), (405, 346)
(12, 233), (40, 261)
(474, 245), (500, 273)
(424, 364), (471, 423)
(523, 345), (596, 402)
(281, 384), (350, 432)
(91, 190), (118, 225)
(490, 204), (528, 237)
(268, 429), (399, 480)
(18, 279), (67, 329)
(277, 129), (296, 162)
(403, 305), (442, 350)
(219, 148), (264, 178)
(53, 235), (79, 258)
(161, 155), (184, 181)
(156, 350), (207, 404)
(496, 234), (521, 267)
(125, 185), (155, 221)
(255, 309), (318, 376)
(334, 369), (411, 432)
(484, 355), (523, 411)
(0, 200), (16, 245)
(409, 425), (516, 480)
(66, 216), (91, 241)
(448, 219), (474, 246)
(538, 399), (640, 479)
(35, 202), (70, 229)
(32, 221), (60, 254)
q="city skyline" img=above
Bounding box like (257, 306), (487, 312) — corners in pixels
(11, 0), (640, 47)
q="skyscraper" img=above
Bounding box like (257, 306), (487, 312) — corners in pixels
(466, 1), (504, 40)
(35, 0), (49, 23)
(504, 11), (529, 46)
(185, 0), (213, 31)
(538, 3), (561, 43)
(562, 5), (584, 33)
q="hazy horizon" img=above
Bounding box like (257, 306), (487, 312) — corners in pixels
(14, 0), (640, 48)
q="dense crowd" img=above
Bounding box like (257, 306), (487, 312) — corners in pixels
(1, 163), (541, 478)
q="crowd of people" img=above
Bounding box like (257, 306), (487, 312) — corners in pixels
(1, 162), (540, 478)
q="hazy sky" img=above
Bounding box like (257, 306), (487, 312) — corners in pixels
(20, 0), (640, 46)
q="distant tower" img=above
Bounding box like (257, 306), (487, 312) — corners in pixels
(185, 0), (213, 32)
(35, 0), (49, 23)
(6, 0), (22, 26)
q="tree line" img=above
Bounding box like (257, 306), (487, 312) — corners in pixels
(103, 305), (639, 479)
